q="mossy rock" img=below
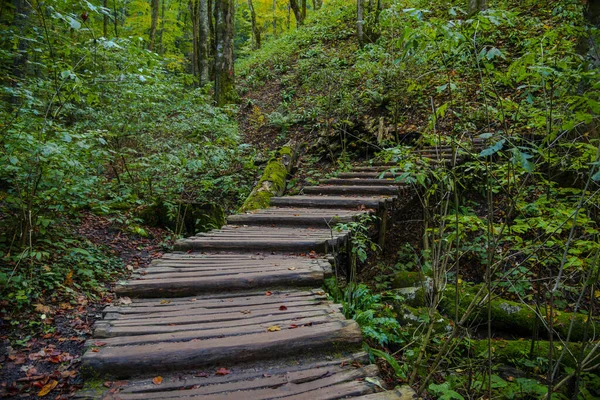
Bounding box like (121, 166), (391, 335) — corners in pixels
(391, 271), (429, 289)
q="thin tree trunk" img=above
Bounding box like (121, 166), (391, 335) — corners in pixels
(301, 0), (306, 19)
(311, 0), (319, 10)
(468, 0), (487, 15)
(357, 0), (364, 46)
(149, 0), (160, 50)
(103, 0), (109, 37)
(289, 0), (303, 27)
(214, 0), (235, 106)
(198, 0), (210, 84)
(158, 0), (165, 53)
(273, 0), (277, 36)
(247, 0), (261, 49)
(11, 0), (29, 85)
(189, 0), (199, 76)
(113, 0), (119, 37)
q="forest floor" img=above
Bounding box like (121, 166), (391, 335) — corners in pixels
(0, 213), (171, 399)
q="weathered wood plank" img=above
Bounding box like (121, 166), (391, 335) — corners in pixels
(82, 320), (362, 376)
(115, 269), (326, 298)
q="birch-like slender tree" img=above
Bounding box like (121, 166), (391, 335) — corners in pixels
(247, 0), (261, 49)
(214, 0), (235, 105)
(149, 0), (160, 50)
(198, 0), (210, 84)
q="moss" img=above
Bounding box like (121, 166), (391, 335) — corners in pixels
(136, 202), (225, 235)
(395, 304), (453, 334)
(441, 284), (599, 342)
(391, 271), (428, 289)
(240, 146), (293, 212)
(467, 339), (586, 369)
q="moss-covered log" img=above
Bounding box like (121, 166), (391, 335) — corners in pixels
(467, 339), (593, 370)
(240, 141), (299, 212)
(390, 271), (599, 341)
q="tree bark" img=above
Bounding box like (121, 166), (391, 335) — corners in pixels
(198, 0), (210, 84)
(247, 0), (261, 49)
(11, 0), (29, 84)
(273, 0), (277, 37)
(103, 0), (109, 37)
(158, 0), (165, 53)
(189, 0), (199, 76)
(301, 0), (306, 20)
(214, 0), (235, 106)
(468, 0), (487, 15)
(357, 0), (364, 46)
(149, 0), (160, 50)
(289, 0), (303, 27)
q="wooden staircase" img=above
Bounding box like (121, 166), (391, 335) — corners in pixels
(77, 162), (410, 399)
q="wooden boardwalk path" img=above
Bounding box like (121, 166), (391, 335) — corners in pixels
(77, 161), (415, 399)
(77, 141), (484, 398)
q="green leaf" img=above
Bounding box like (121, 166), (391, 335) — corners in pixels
(592, 170), (600, 181)
(479, 139), (505, 157)
(67, 16), (81, 30)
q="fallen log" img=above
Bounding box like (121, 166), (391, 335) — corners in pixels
(240, 141), (299, 212)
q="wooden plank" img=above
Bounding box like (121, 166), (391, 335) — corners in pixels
(115, 269), (326, 298)
(321, 178), (400, 186)
(89, 314), (345, 347)
(303, 185), (400, 195)
(270, 195), (391, 209)
(82, 320), (363, 376)
(94, 308), (340, 337)
(173, 238), (339, 253)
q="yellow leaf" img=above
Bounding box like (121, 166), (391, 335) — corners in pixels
(64, 270), (73, 286)
(595, 290), (600, 299)
(267, 326), (281, 332)
(160, 300), (171, 305)
(38, 380), (58, 396)
(152, 376), (163, 385)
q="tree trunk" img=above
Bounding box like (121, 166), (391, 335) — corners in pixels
(273, 0), (277, 37)
(103, 0), (109, 37)
(149, 0), (159, 50)
(311, 0), (319, 11)
(214, 0), (235, 106)
(189, 0), (199, 76)
(11, 0), (29, 84)
(357, 0), (364, 46)
(468, 0), (487, 15)
(199, 0), (210, 84)
(301, 0), (306, 20)
(158, 0), (165, 53)
(113, 0), (119, 37)
(289, 0), (303, 27)
(247, 0), (261, 49)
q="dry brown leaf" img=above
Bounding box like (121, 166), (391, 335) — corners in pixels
(265, 291), (272, 296)
(216, 368), (230, 375)
(279, 305), (288, 311)
(288, 267), (296, 271)
(37, 380), (58, 396)
(152, 376), (163, 385)
(64, 270), (73, 286)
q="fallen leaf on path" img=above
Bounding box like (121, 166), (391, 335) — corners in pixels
(152, 376), (163, 385)
(94, 341), (107, 347)
(241, 310), (251, 314)
(279, 305), (288, 311)
(195, 372), (208, 378)
(265, 291), (272, 296)
(37, 380), (58, 396)
(289, 324), (299, 329)
(91, 348), (100, 353)
(216, 368), (230, 376)
(288, 267), (296, 270)
(267, 326), (281, 332)
(103, 382), (112, 388)
(160, 300), (171, 305)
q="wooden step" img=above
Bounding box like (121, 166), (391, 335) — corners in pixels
(76, 352), (405, 399)
(115, 255), (332, 298)
(83, 303), (362, 376)
(174, 226), (348, 253)
(270, 195), (393, 209)
(321, 178), (400, 186)
(228, 207), (366, 227)
(336, 172), (400, 179)
(303, 185), (400, 196)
